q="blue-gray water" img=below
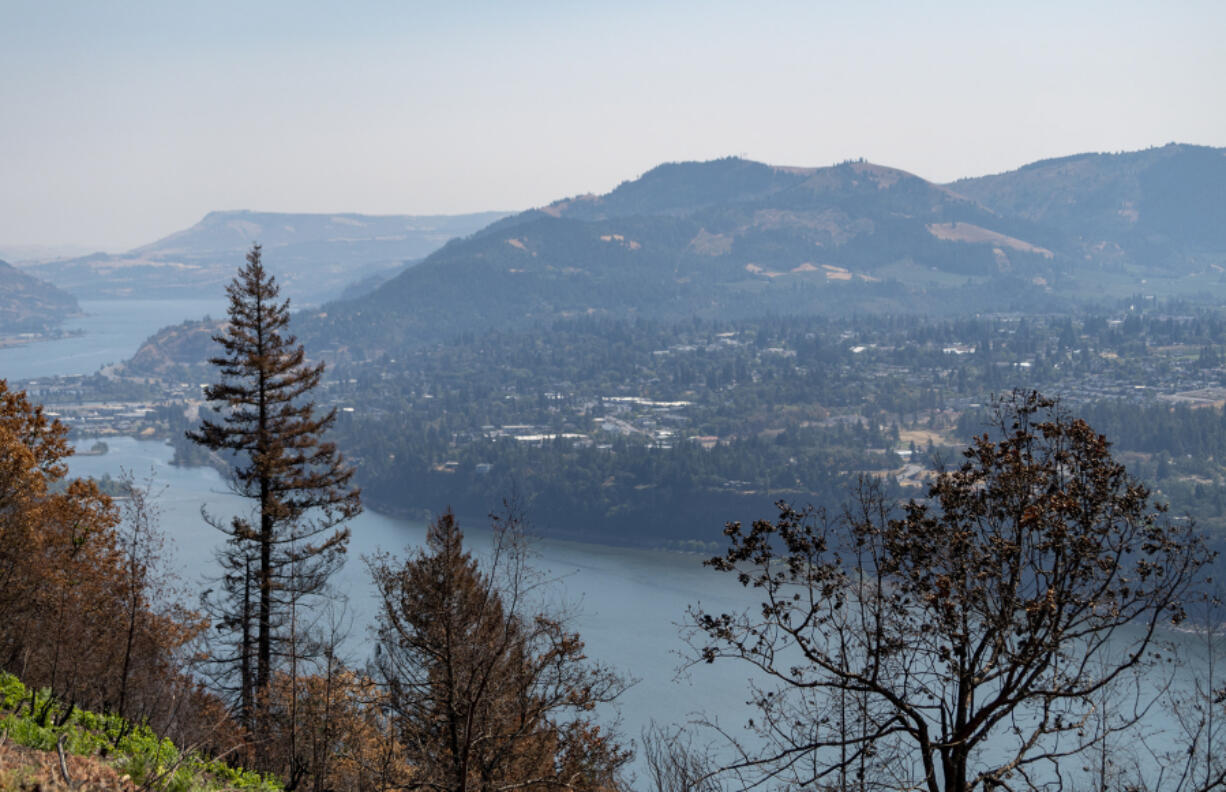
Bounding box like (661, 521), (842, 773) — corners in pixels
(69, 438), (1212, 789)
(2, 298), (759, 782)
(0, 298), (226, 380)
(12, 299), (1217, 789)
(67, 436), (754, 781)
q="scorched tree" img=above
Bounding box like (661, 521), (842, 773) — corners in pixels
(688, 390), (1211, 792)
(189, 244), (361, 731)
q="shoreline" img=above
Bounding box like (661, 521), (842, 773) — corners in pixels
(0, 327), (86, 350)
(98, 433), (726, 558)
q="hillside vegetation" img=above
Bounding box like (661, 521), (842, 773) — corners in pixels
(0, 673), (277, 792)
(0, 260), (78, 334)
(951, 143), (1226, 268)
(0, 378), (630, 792)
(306, 146), (1226, 355)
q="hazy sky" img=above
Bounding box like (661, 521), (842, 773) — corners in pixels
(3, 0), (1224, 251)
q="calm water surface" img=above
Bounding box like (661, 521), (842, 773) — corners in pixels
(67, 437), (759, 771)
(0, 298), (226, 380)
(72, 442), (1207, 787)
(6, 298), (762, 774)
(20, 300), (1214, 786)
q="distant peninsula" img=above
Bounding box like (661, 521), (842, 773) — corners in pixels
(0, 259), (79, 336)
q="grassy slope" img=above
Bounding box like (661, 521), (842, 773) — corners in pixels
(0, 674), (278, 792)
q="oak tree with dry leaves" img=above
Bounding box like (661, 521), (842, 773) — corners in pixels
(689, 391), (1210, 792)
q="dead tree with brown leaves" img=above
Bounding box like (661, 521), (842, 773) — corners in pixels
(687, 390), (1211, 792)
(369, 510), (631, 792)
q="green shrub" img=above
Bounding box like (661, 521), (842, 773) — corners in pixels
(0, 672), (281, 791)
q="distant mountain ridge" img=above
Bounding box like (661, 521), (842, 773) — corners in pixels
(538, 158), (816, 219)
(22, 209), (511, 305)
(950, 143), (1226, 271)
(297, 161), (1030, 354)
(293, 144), (1226, 357)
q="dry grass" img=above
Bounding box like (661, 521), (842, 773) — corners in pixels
(898, 428), (951, 446)
(0, 741), (137, 792)
(926, 222), (1054, 258)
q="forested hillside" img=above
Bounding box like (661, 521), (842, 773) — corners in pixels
(304, 147), (1226, 356)
(277, 306), (1226, 546)
(86, 145), (1226, 549)
(0, 259), (79, 333)
(951, 143), (1226, 271)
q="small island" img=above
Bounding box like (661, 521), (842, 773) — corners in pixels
(74, 439), (109, 456)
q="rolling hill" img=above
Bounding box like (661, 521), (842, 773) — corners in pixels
(949, 143), (1226, 278)
(103, 145), (1226, 364)
(303, 157), (1071, 355)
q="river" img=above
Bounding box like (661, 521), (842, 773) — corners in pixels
(5, 299), (1217, 788)
(64, 440), (1216, 789)
(67, 436), (756, 776)
(1, 298), (761, 772)
(0, 298), (227, 379)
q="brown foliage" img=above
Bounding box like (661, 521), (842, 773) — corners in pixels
(369, 511), (630, 792)
(689, 390), (1212, 792)
(0, 379), (125, 707)
(262, 665), (413, 792)
(0, 740), (138, 791)
(188, 244), (360, 732)
(0, 380), (216, 749)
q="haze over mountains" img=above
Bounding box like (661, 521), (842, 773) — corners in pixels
(33, 141), (1226, 549)
(10, 143), (1226, 353)
(301, 143), (1226, 357)
(21, 209), (510, 305)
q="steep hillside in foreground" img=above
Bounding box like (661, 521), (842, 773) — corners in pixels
(0, 259), (79, 333)
(0, 673), (277, 792)
(22, 210), (511, 305)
